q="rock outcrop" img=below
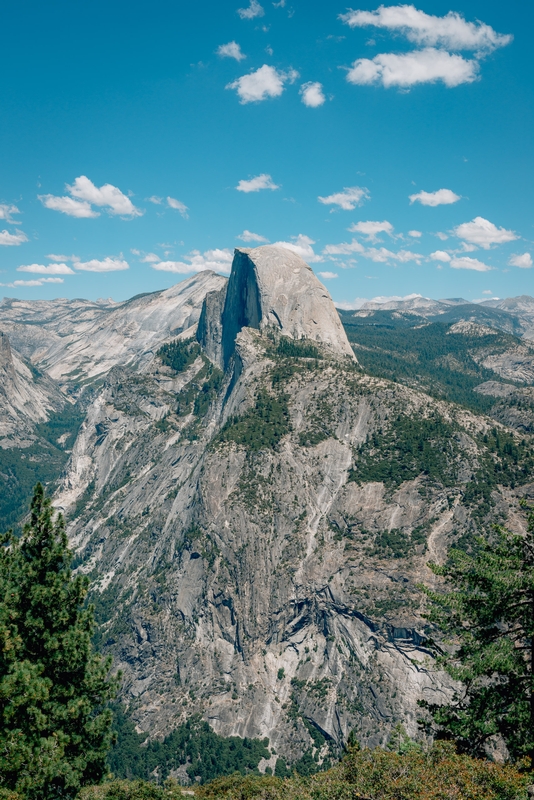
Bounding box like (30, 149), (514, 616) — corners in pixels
(197, 247), (355, 368)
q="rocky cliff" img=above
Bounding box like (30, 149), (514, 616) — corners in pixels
(45, 247), (534, 769)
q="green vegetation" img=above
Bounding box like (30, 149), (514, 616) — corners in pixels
(421, 501), (534, 762)
(339, 310), (521, 413)
(350, 413), (459, 489)
(157, 338), (200, 373)
(0, 485), (118, 800)
(0, 403), (84, 530)
(273, 337), (322, 360)
(84, 741), (532, 800)
(218, 389), (291, 451)
(108, 712), (270, 784)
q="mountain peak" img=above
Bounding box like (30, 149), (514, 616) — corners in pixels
(199, 245), (355, 368)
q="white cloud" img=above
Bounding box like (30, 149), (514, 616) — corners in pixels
(151, 248), (233, 275)
(167, 197), (189, 218)
(365, 247), (422, 263)
(339, 6), (512, 53)
(238, 230), (269, 242)
(39, 194), (97, 218)
(272, 234), (322, 263)
(0, 204), (20, 223)
(454, 216), (517, 248)
(347, 48), (478, 88)
(17, 263), (75, 275)
(300, 82), (326, 107)
(67, 176), (142, 217)
(450, 256), (493, 272)
(46, 253), (74, 261)
(318, 186), (369, 211)
(408, 230), (422, 237)
(40, 176), (142, 219)
(348, 220), (394, 241)
(409, 188), (460, 206)
(237, 0), (264, 19)
(236, 173), (280, 193)
(217, 41), (246, 61)
(508, 252), (533, 269)
(430, 250), (451, 262)
(148, 196), (163, 204)
(323, 239), (365, 256)
(0, 230), (28, 246)
(335, 298), (369, 310)
(0, 277), (64, 288)
(318, 271), (338, 280)
(74, 257), (130, 272)
(435, 232), (449, 241)
(227, 64), (298, 103)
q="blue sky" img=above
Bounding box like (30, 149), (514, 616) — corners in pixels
(0, 0), (532, 307)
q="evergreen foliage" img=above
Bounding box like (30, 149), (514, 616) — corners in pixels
(156, 338), (200, 373)
(0, 484), (119, 799)
(218, 389), (291, 451)
(0, 404), (84, 530)
(274, 337), (321, 360)
(108, 712), (270, 784)
(339, 310), (521, 413)
(349, 413), (459, 489)
(421, 502), (534, 762)
(89, 742), (532, 800)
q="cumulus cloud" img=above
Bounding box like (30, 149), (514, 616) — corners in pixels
(40, 176), (142, 219)
(39, 195), (97, 218)
(347, 48), (478, 88)
(151, 248), (233, 275)
(0, 277), (64, 288)
(227, 64), (298, 103)
(238, 230), (269, 242)
(339, 5), (512, 53)
(236, 173), (280, 193)
(167, 197), (189, 218)
(237, 0), (264, 19)
(217, 41), (246, 61)
(348, 220), (394, 241)
(318, 271), (338, 280)
(323, 239), (365, 256)
(410, 188), (460, 206)
(17, 263), (75, 275)
(408, 230), (422, 237)
(272, 234), (322, 263)
(74, 257), (130, 272)
(68, 176), (142, 217)
(0, 230), (28, 246)
(365, 247), (422, 263)
(148, 196), (163, 204)
(0, 204), (20, 223)
(450, 256), (493, 271)
(508, 252), (533, 268)
(453, 216), (517, 248)
(137, 253), (161, 263)
(300, 82), (326, 107)
(318, 186), (369, 211)
(430, 250), (451, 262)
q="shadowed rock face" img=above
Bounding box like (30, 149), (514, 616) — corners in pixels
(199, 246), (355, 368)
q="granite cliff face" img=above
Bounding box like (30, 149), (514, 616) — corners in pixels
(46, 248), (533, 768)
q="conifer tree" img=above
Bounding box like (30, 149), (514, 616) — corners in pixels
(421, 501), (534, 762)
(0, 484), (119, 799)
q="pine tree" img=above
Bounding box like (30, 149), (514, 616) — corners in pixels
(0, 484), (119, 799)
(421, 501), (534, 762)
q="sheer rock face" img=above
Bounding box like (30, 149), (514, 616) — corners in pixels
(198, 247), (355, 368)
(0, 331), (64, 446)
